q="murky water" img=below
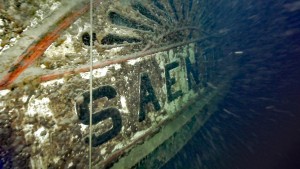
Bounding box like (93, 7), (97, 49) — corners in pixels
(163, 0), (300, 169)
(0, 0), (299, 168)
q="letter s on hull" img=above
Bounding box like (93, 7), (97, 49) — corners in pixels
(75, 85), (122, 147)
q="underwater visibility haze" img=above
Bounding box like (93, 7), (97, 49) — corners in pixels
(164, 0), (300, 169)
(0, 0), (299, 168)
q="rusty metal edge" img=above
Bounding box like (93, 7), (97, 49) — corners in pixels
(0, 0), (103, 90)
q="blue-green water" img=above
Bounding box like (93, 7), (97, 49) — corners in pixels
(0, 0), (299, 168)
(163, 0), (300, 168)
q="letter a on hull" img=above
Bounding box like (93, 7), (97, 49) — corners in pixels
(0, 0), (237, 168)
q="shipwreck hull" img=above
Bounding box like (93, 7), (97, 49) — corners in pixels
(0, 0), (235, 168)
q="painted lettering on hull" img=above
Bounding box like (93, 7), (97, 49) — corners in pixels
(74, 44), (210, 147)
(0, 43), (219, 168)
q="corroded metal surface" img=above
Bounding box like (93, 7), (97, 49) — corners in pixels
(0, 0), (222, 168)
